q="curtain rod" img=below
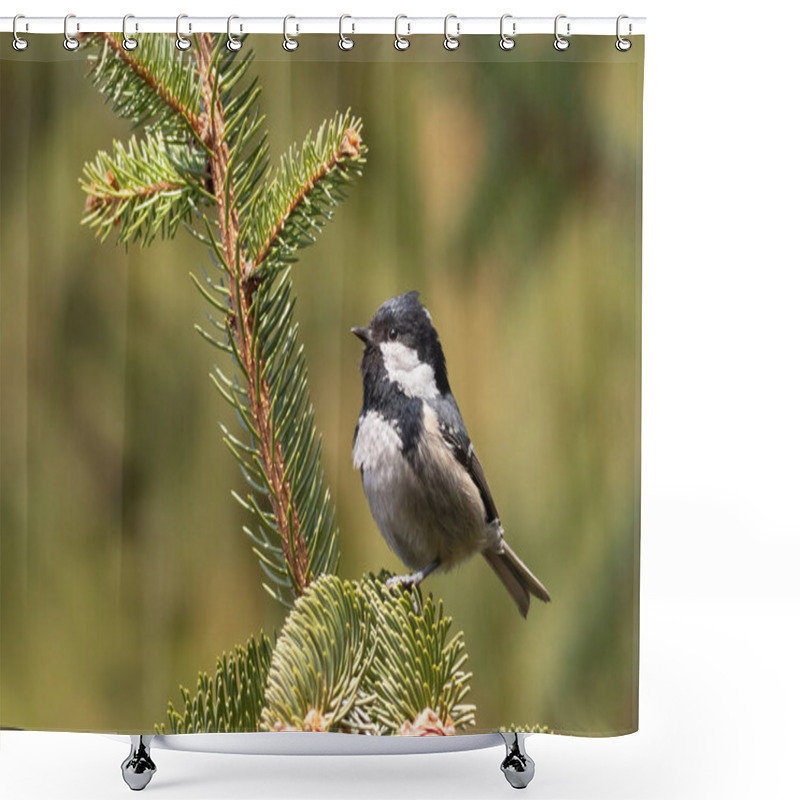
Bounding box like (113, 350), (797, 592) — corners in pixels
(0, 16), (646, 37)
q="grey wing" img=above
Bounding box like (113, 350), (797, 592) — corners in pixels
(434, 396), (500, 524)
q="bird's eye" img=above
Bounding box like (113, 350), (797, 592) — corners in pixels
(389, 328), (399, 341)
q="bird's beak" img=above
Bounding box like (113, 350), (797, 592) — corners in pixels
(351, 326), (371, 345)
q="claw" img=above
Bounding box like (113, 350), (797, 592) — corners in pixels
(385, 557), (441, 593)
(385, 573), (423, 614)
(386, 571), (424, 591)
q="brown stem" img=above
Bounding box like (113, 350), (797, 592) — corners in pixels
(252, 127), (362, 270)
(193, 33), (310, 593)
(91, 32), (206, 146)
(85, 179), (184, 214)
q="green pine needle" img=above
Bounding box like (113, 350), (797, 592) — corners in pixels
(80, 132), (209, 245)
(259, 575), (476, 735)
(243, 112), (367, 274)
(84, 33), (206, 147)
(157, 631), (274, 734)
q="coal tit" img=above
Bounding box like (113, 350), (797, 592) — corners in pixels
(352, 291), (550, 618)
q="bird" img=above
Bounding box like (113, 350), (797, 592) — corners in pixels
(351, 291), (550, 618)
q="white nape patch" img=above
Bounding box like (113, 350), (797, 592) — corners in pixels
(352, 410), (402, 471)
(380, 341), (439, 400)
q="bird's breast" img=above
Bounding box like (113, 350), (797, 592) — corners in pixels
(352, 409), (403, 472)
(352, 404), (492, 571)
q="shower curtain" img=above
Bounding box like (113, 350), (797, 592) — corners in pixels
(0, 30), (643, 738)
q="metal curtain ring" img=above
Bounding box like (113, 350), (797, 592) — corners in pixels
(499, 14), (515, 50)
(553, 14), (570, 51)
(339, 15), (354, 50)
(443, 14), (460, 51)
(63, 13), (79, 51)
(12, 14), (28, 51)
(176, 14), (191, 51)
(122, 14), (138, 51)
(227, 15), (242, 52)
(283, 15), (299, 51)
(616, 14), (632, 51)
(394, 15), (410, 50)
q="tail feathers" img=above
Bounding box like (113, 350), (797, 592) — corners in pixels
(483, 542), (550, 619)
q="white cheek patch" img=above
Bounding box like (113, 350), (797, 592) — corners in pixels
(380, 341), (439, 400)
(353, 410), (402, 471)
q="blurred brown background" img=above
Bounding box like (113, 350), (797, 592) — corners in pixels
(0, 35), (642, 734)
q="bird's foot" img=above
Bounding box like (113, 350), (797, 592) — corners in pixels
(386, 571), (425, 591)
(385, 572), (425, 614)
(385, 560), (439, 613)
(385, 558), (441, 592)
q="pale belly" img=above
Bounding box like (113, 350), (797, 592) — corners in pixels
(354, 407), (497, 571)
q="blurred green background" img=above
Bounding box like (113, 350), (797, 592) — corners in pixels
(0, 35), (642, 734)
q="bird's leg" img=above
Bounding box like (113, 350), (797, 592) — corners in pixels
(386, 558), (441, 591)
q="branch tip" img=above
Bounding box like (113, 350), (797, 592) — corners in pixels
(339, 127), (362, 160)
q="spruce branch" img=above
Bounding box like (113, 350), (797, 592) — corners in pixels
(258, 575), (475, 735)
(187, 34), (364, 603)
(158, 576), (477, 736)
(362, 576), (476, 734)
(80, 133), (209, 245)
(260, 574), (375, 733)
(191, 32), (312, 598)
(223, 266), (341, 603)
(246, 116), (366, 274)
(157, 632), (274, 734)
(83, 33), (207, 146)
(80, 31), (361, 603)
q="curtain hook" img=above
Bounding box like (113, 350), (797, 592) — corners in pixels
(499, 14), (516, 51)
(553, 14), (570, 51)
(616, 14), (632, 51)
(12, 14), (29, 51)
(63, 13), (79, 51)
(339, 15), (355, 51)
(394, 15), (410, 51)
(283, 15), (299, 51)
(176, 14), (191, 51)
(227, 15), (243, 52)
(443, 14), (460, 51)
(122, 14), (138, 51)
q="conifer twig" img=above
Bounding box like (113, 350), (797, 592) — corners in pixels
(80, 132), (207, 244)
(85, 179), (183, 207)
(194, 33), (310, 591)
(89, 32), (206, 144)
(252, 127), (363, 270)
(80, 31), (364, 602)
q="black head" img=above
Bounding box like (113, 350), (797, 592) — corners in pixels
(352, 291), (450, 397)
